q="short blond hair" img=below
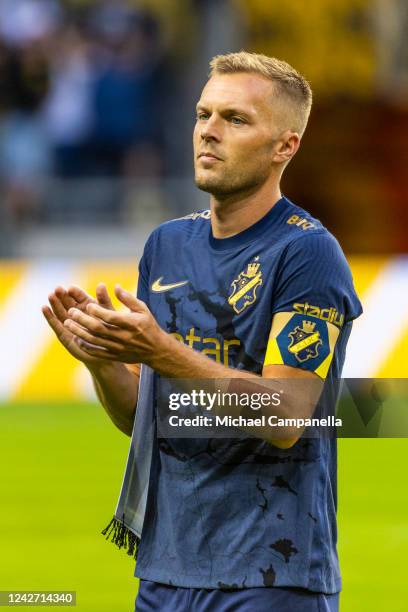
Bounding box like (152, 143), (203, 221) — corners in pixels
(209, 51), (313, 136)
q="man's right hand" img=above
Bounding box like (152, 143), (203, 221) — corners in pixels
(42, 283), (114, 366)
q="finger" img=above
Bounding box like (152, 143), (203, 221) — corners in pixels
(55, 286), (77, 311)
(42, 305), (62, 331)
(42, 305), (68, 338)
(75, 338), (120, 361)
(96, 283), (115, 309)
(68, 307), (124, 338)
(115, 285), (148, 313)
(65, 318), (125, 352)
(85, 302), (136, 329)
(48, 292), (68, 322)
(67, 285), (95, 307)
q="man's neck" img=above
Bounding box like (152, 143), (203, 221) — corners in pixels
(210, 181), (282, 239)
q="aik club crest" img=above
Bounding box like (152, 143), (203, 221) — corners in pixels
(288, 320), (322, 363)
(228, 259), (263, 314)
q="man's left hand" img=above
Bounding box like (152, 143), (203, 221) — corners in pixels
(64, 285), (166, 364)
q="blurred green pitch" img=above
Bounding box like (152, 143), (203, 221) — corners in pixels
(1, 403), (407, 612)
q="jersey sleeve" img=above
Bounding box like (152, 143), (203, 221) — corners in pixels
(264, 231), (362, 378)
(136, 231), (155, 305)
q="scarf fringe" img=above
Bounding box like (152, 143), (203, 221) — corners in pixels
(101, 515), (140, 560)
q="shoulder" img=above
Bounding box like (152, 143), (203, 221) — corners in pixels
(277, 227), (355, 296)
(274, 199), (359, 303)
(286, 228), (347, 262)
(273, 203), (362, 321)
(159, 209), (211, 229)
(146, 209), (211, 245)
(280, 198), (348, 268)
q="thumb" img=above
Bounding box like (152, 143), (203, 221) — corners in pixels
(115, 285), (147, 313)
(96, 283), (114, 310)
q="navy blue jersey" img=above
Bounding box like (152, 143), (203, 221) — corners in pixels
(134, 196), (362, 593)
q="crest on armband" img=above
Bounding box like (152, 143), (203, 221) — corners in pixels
(288, 320), (323, 363)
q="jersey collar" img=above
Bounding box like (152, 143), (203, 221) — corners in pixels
(208, 196), (289, 252)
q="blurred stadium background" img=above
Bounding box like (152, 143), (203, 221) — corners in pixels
(0, 1), (407, 611)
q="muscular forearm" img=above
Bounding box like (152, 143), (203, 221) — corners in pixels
(149, 331), (257, 379)
(87, 362), (139, 436)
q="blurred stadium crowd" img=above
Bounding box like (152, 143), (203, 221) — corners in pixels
(0, 0), (175, 229)
(1, 0), (408, 255)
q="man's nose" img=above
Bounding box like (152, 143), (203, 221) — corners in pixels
(200, 116), (221, 142)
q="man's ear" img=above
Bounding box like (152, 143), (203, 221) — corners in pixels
(272, 130), (300, 164)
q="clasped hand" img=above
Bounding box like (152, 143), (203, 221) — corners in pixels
(63, 285), (165, 364)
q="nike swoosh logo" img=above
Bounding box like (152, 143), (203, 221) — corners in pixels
(151, 277), (189, 293)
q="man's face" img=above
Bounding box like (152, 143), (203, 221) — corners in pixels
(193, 72), (282, 198)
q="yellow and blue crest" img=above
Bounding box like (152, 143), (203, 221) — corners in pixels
(228, 260), (263, 314)
(288, 320), (323, 363)
(264, 312), (341, 379)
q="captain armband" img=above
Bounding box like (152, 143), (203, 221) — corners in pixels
(264, 312), (341, 379)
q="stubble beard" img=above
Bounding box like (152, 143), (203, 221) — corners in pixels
(195, 164), (270, 199)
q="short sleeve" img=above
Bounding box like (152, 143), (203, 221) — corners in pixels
(264, 232), (362, 378)
(137, 231), (155, 305)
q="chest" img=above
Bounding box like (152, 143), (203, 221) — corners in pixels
(146, 237), (284, 368)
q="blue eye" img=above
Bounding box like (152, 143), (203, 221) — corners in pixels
(231, 117), (244, 125)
